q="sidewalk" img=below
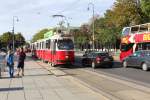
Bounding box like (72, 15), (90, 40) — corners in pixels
(0, 57), (108, 100)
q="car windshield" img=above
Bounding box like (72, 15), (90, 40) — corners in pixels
(91, 52), (109, 57)
(57, 39), (74, 50)
(120, 43), (134, 51)
(98, 53), (109, 56)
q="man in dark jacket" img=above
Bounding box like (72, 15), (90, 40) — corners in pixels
(17, 47), (26, 76)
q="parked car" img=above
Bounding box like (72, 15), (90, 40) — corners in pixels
(82, 51), (114, 68)
(122, 50), (150, 71)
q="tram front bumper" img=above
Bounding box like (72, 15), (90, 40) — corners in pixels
(56, 59), (73, 65)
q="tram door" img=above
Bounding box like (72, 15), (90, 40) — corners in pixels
(51, 40), (56, 65)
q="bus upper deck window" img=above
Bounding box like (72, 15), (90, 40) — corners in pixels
(131, 26), (139, 34)
(139, 24), (148, 32)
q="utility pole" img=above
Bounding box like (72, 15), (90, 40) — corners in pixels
(88, 2), (95, 51)
(12, 16), (19, 52)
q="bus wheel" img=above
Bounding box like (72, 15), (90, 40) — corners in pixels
(123, 61), (127, 68)
(142, 63), (148, 71)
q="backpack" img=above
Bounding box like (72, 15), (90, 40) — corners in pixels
(6, 54), (14, 66)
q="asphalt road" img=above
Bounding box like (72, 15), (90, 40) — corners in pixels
(60, 55), (150, 88)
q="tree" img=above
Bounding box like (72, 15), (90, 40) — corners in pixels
(111, 0), (143, 27)
(0, 32), (13, 49)
(0, 32), (26, 49)
(32, 28), (49, 42)
(141, 0), (150, 22)
(15, 33), (26, 47)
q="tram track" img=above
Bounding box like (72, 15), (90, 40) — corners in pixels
(34, 59), (150, 100)
(35, 60), (121, 99)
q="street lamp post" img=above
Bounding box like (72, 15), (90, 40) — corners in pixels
(88, 2), (95, 51)
(12, 16), (19, 52)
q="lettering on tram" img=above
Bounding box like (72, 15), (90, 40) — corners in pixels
(120, 23), (150, 61)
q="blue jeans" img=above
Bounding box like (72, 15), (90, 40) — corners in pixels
(8, 65), (14, 78)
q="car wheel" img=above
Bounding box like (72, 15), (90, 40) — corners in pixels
(109, 62), (114, 68)
(92, 61), (96, 69)
(142, 63), (148, 71)
(82, 60), (86, 66)
(123, 61), (127, 68)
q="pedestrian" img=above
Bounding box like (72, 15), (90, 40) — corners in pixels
(5, 49), (14, 78)
(17, 47), (26, 76)
(0, 50), (6, 78)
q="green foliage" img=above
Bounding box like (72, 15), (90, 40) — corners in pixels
(0, 32), (13, 44)
(141, 0), (150, 21)
(15, 32), (26, 47)
(0, 32), (26, 49)
(111, 0), (143, 26)
(32, 28), (49, 42)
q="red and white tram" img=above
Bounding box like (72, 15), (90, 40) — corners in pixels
(31, 32), (74, 66)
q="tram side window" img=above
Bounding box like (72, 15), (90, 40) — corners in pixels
(40, 42), (42, 49)
(121, 43), (134, 51)
(42, 42), (44, 49)
(38, 43), (40, 49)
(36, 43), (38, 49)
(40, 42), (41, 49)
(46, 40), (50, 49)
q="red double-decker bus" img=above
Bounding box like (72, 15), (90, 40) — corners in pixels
(30, 32), (74, 66)
(120, 23), (150, 61)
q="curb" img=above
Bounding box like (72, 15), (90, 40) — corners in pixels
(38, 61), (150, 99)
(39, 62), (120, 100)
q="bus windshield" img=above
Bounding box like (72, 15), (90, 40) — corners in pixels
(122, 27), (130, 36)
(57, 39), (74, 50)
(120, 43), (134, 51)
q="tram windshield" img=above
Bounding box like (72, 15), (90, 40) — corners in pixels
(57, 39), (74, 50)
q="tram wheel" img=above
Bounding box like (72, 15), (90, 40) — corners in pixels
(51, 62), (55, 67)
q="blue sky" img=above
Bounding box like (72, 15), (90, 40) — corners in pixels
(0, 0), (115, 40)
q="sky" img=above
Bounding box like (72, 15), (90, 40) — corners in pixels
(0, 0), (115, 40)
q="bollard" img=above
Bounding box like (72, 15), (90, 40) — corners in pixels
(0, 67), (1, 77)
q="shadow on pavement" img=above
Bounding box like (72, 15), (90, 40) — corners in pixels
(0, 87), (24, 92)
(24, 73), (53, 77)
(0, 76), (22, 79)
(55, 73), (77, 77)
(57, 61), (123, 70)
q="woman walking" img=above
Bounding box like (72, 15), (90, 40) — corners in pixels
(17, 47), (26, 76)
(6, 50), (14, 78)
